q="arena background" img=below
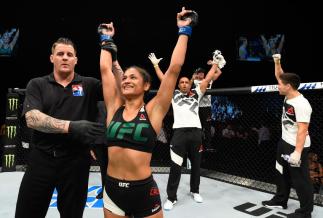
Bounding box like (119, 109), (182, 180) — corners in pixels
(3, 83), (323, 206)
(0, 0), (317, 121)
(1, 0), (322, 207)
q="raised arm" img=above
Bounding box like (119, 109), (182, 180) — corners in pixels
(112, 60), (124, 94)
(147, 7), (196, 130)
(207, 60), (221, 81)
(199, 64), (221, 93)
(98, 22), (123, 124)
(272, 54), (284, 82)
(153, 7), (193, 104)
(148, 53), (165, 81)
(199, 51), (225, 93)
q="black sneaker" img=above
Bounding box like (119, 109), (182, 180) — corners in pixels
(262, 199), (287, 209)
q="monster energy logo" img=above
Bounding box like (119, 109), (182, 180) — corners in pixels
(8, 98), (18, 111)
(6, 125), (17, 139)
(5, 154), (15, 168)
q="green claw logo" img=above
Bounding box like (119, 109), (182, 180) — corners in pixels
(6, 125), (17, 139)
(8, 98), (18, 111)
(5, 154), (15, 168)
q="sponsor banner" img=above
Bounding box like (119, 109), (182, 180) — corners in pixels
(6, 93), (19, 116)
(4, 118), (19, 144)
(251, 82), (323, 93)
(298, 82), (323, 90)
(6, 125), (17, 139)
(4, 154), (15, 168)
(49, 193), (303, 216)
(8, 97), (18, 111)
(251, 85), (278, 93)
(2, 145), (17, 171)
(234, 202), (292, 217)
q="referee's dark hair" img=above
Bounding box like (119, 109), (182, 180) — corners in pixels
(51, 37), (77, 54)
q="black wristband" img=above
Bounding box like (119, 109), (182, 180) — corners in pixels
(101, 42), (117, 61)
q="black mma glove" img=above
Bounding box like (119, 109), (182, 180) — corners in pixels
(181, 11), (198, 27)
(101, 42), (118, 61)
(69, 120), (105, 144)
(178, 10), (198, 36)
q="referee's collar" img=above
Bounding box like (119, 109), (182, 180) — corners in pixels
(48, 73), (82, 83)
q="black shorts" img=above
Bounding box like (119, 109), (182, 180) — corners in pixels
(103, 174), (161, 217)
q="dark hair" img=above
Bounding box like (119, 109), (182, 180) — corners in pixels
(51, 37), (77, 54)
(279, 73), (301, 90)
(178, 76), (190, 83)
(194, 67), (206, 74)
(127, 65), (151, 87)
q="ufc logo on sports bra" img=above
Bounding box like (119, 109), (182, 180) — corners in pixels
(119, 182), (130, 188)
(107, 121), (149, 142)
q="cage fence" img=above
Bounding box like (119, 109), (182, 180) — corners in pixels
(1, 82), (323, 205)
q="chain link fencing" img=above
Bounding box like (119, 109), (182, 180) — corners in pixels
(1, 83), (323, 205)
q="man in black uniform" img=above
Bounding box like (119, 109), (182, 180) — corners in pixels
(148, 50), (225, 210)
(15, 37), (105, 218)
(262, 54), (313, 218)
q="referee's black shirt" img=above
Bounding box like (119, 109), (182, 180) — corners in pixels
(22, 73), (102, 157)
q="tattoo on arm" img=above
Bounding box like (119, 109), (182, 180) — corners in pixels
(112, 62), (124, 92)
(112, 64), (124, 75)
(26, 109), (68, 133)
